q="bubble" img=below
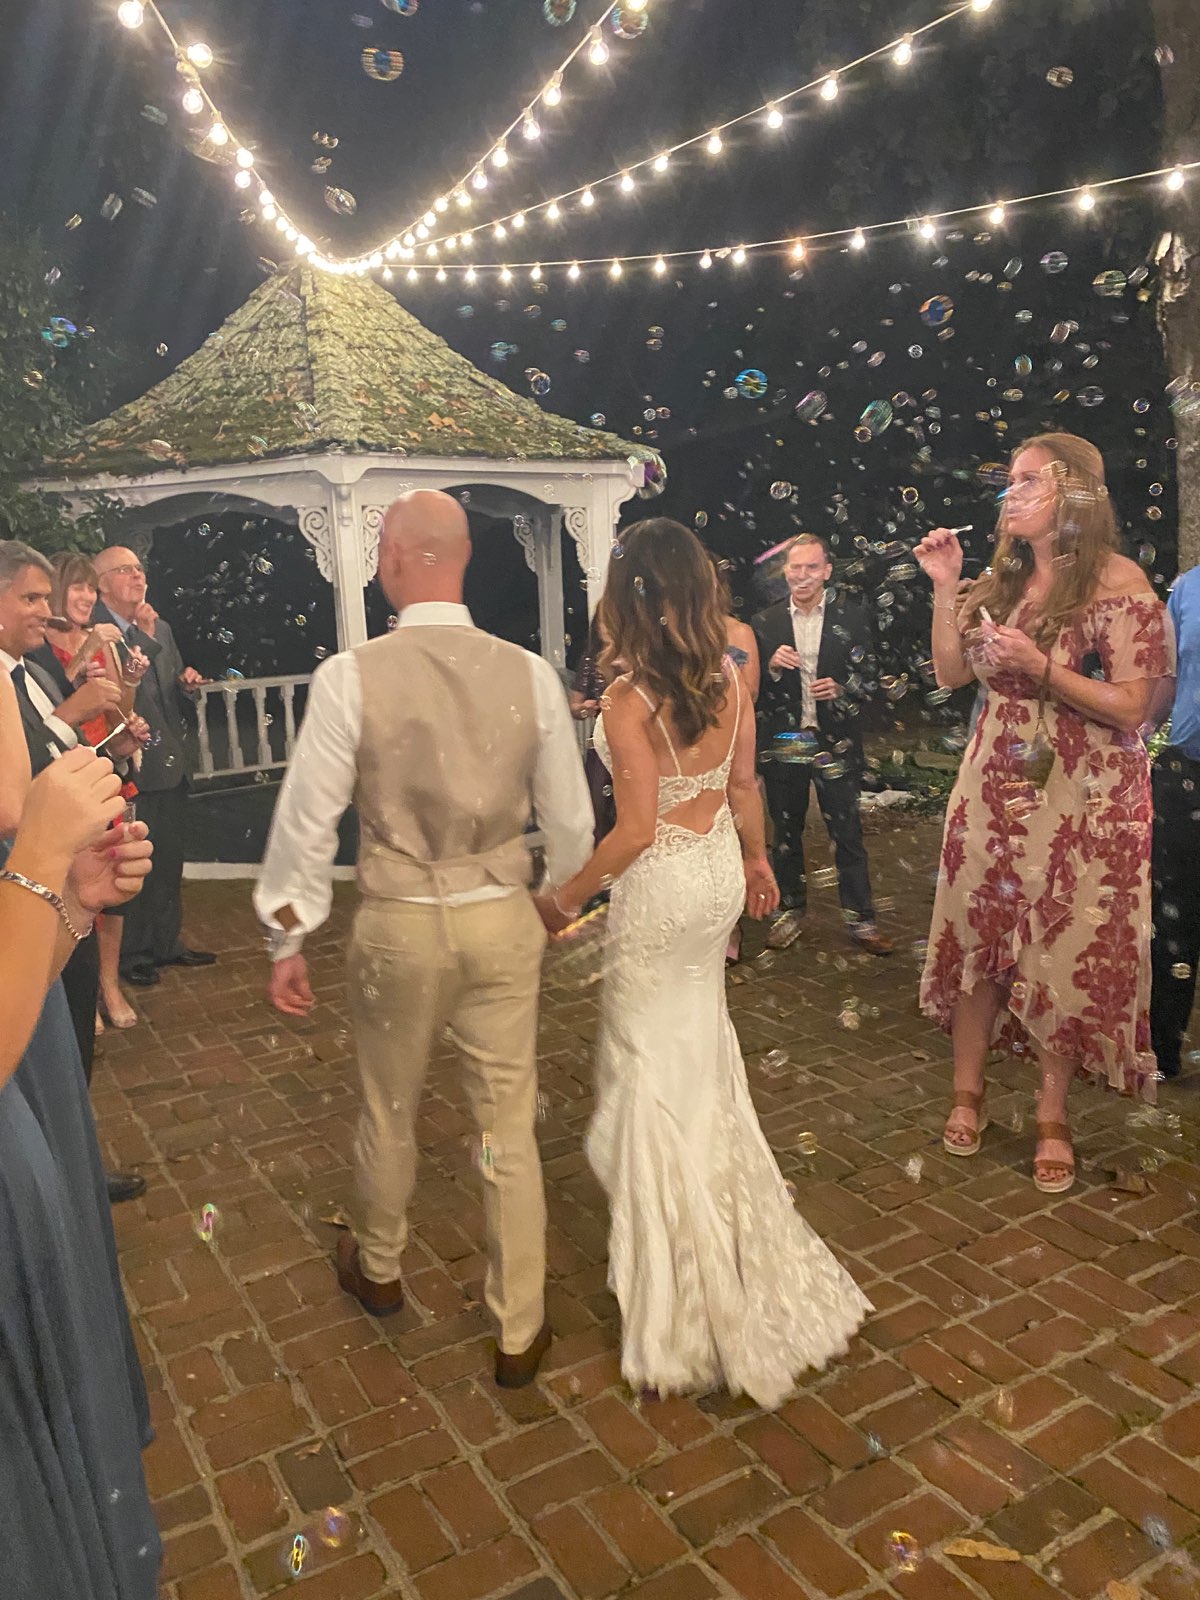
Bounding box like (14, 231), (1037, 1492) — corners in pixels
(1041, 250), (1069, 274)
(196, 1203), (219, 1243)
(316, 1507), (353, 1549)
(543, 0), (575, 21)
(589, 412), (606, 427)
(919, 295), (954, 327)
(282, 1533), (310, 1578)
(1046, 65), (1074, 87)
(859, 399), (893, 437)
(735, 368), (768, 398)
(693, 510), (708, 529)
(611, 5), (648, 36)
(1156, 43), (1174, 65)
(795, 390), (828, 422)
(1076, 385), (1105, 408)
(361, 47), (404, 80)
(23, 369), (44, 388)
(796, 1131), (818, 1155)
(904, 1155), (924, 1183)
(101, 193), (123, 222)
(574, 349), (591, 364)
(1171, 962), (1193, 980)
(888, 1532), (920, 1573)
(144, 438), (175, 460)
(761, 1049), (790, 1075)
(1093, 269), (1127, 298)
(530, 371), (551, 396)
(1142, 1514), (1171, 1550)
(381, 0), (419, 10)
(838, 1008), (861, 1031)
(386, 614), (399, 631)
(770, 480), (794, 500)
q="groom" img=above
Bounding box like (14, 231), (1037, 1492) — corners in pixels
(256, 491), (591, 1387)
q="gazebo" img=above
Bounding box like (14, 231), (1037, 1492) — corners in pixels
(35, 264), (663, 670)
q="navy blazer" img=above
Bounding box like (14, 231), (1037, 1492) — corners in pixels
(90, 600), (188, 792)
(751, 589), (878, 766)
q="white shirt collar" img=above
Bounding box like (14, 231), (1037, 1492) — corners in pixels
(105, 605), (136, 633)
(0, 648), (21, 673)
(789, 591), (827, 620)
(396, 602), (474, 629)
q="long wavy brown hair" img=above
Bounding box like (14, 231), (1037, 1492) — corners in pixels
(957, 432), (1120, 650)
(599, 519), (728, 746)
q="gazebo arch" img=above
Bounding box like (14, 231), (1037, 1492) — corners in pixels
(32, 265), (663, 673)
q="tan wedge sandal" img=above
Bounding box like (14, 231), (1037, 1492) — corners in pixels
(943, 1089), (988, 1157)
(1034, 1121), (1075, 1194)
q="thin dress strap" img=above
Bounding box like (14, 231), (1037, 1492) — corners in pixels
(632, 681), (683, 775)
(724, 664), (742, 766)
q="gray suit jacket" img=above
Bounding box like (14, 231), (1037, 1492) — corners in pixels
(91, 600), (189, 791)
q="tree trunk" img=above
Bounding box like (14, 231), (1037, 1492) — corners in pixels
(1152, 0), (1200, 571)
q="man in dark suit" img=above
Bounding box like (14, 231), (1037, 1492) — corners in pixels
(0, 538), (147, 1201)
(752, 533), (892, 956)
(92, 545), (215, 987)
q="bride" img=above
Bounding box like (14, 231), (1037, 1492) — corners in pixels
(536, 518), (870, 1410)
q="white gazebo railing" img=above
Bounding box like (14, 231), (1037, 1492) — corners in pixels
(195, 674), (312, 780)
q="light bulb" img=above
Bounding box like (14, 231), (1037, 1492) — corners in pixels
(699, 251), (713, 269)
(543, 75), (562, 107)
(459, 233), (473, 249)
(568, 261), (581, 279)
(416, 223), (429, 240)
(653, 256), (666, 275)
(407, 268), (418, 283)
(1077, 187), (1096, 212)
(500, 266), (513, 283)
(436, 267), (447, 282)
(893, 35), (913, 65)
(186, 42), (214, 68)
(547, 201), (561, 221)
(620, 172), (635, 192)
(465, 267), (477, 283)
(262, 204), (277, 221)
(472, 169), (488, 190)
(275, 216), (288, 232)
(445, 235), (457, 250)
(970, 0), (993, 10)
(988, 202), (1007, 225)
(609, 259), (622, 278)
(492, 143), (508, 169)
(382, 267), (393, 281)
(402, 232), (415, 247)
(625, 0), (647, 10)
(919, 220), (936, 240)
(423, 210), (436, 227)
(522, 111), (541, 141)
(706, 131), (723, 156)
(236, 146), (254, 168)
(209, 121), (228, 146)
(434, 196), (449, 212)
(580, 188), (595, 208)
(732, 245), (747, 264)
(766, 104), (784, 129)
(493, 223), (507, 240)
(259, 189), (274, 206)
(181, 88), (204, 115)
(512, 213), (526, 229)
(820, 73), (839, 101)
(426, 243), (438, 258)
(234, 170), (252, 189)
(531, 265), (542, 280)
(653, 152), (669, 172)
(791, 238), (806, 259)
(455, 188), (470, 208)
(117, 1), (144, 28)
(1167, 167), (1185, 192)
(370, 251), (382, 268)
(588, 29), (609, 66)
(850, 228), (866, 250)
(386, 241), (400, 258)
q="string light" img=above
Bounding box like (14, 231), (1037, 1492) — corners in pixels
(186, 41), (213, 67)
(609, 258), (622, 277)
(988, 202), (1007, 224)
(970, 0), (993, 10)
(406, 267), (417, 282)
(706, 131), (723, 155)
(620, 171), (635, 192)
(513, 213), (526, 229)
(235, 146), (254, 168)
(568, 260), (581, 278)
(653, 255), (666, 274)
(435, 266), (447, 282)
(653, 152), (670, 172)
(1167, 166), (1185, 192)
(1077, 186), (1096, 211)
(699, 251), (713, 269)
(820, 73), (839, 101)
(547, 201), (561, 220)
(491, 141), (509, 168)
(918, 219), (936, 240)
(181, 87), (204, 115)
(766, 103), (783, 129)
(465, 266), (476, 283)
(580, 188), (595, 207)
(522, 111), (541, 141)
(472, 169), (488, 190)
(791, 238), (806, 259)
(893, 34), (913, 65)
(116, 0), (144, 27)
(209, 121), (228, 146)
(531, 264), (542, 280)
(493, 222), (507, 239)
(543, 75), (563, 108)
(499, 265), (513, 283)
(588, 28), (610, 66)
(234, 170), (251, 189)
(849, 228), (866, 249)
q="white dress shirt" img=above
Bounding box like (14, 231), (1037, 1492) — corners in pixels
(790, 594), (826, 728)
(1, 648), (78, 754)
(254, 603), (593, 961)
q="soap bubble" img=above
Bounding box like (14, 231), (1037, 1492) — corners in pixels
(196, 1203), (219, 1243)
(1076, 385), (1105, 408)
(735, 368), (768, 399)
(361, 47), (404, 80)
(324, 186), (358, 216)
(101, 193), (123, 222)
(770, 481), (794, 500)
(1171, 963), (1193, 980)
(381, 0), (418, 11)
(543, 0), (575, 21)
(888, 1532), (920, 1573)
(919, 295), (954, 327)
(1046, 65), (1074, 87)
(1092, 269), (1127, 298)
(611, 6), (648, 36)
(315, 1507), (353, 1549)
(529, 371), (551, 396)
(795, 390), (827, 422)
(859, 399), (893, 437)
(589, 412), (606, 427)
(1041, 251), (1069, 274)
(281, 1534), (310, 1578)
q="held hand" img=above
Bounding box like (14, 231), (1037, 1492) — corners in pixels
(533, 892), (577, 936)
(179, 666), (209, 690)
(811, 677), (841, 701)
(70, 821), (153, 912)
(133, 601), (158, 636)
(81, 657), (108, 684)
(744, 857), (780, 920)
(268, 954), (315, 1017)
(59, 676), (122, 726)
(123, 646), (151, 684)
(770, 644), (802, 673)
(21, 747), (125, 861)
(88, 623), (124, 649)
(914, 528), (965, 588)
(985, 624), (1047, 677)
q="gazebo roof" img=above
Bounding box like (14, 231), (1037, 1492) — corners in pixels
(47, 265), (658, 482)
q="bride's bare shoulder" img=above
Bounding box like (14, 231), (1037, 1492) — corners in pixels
(602, 674), (653, 720)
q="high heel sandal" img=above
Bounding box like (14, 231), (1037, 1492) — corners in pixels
(99, 996), (139, 1031)
(943, 1089), (988, 1158)
(1033, 1121), (1075, 1194)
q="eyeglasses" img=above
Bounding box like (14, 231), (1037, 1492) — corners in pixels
(105, 564), (145, 577)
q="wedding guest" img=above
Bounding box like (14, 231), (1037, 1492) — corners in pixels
(92, 546), (215, 987)
(257, 491), (591, 1389)
(1151, 561), (1200, 1078)
(570, 616), (618, 847)
(915, 433), (1175, 1194)
(709, 553), (760, 962)
(0, 670), (159, 1599)
(752, 533), (892, 955)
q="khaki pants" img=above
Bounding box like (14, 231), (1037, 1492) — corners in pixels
(347, 893), (548, 1353)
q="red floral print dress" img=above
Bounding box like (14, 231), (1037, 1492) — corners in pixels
(920, 588), (1176, 1100)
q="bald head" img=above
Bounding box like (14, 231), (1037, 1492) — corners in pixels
(93, 545), (147, 615)
(379, 490), (471, 611)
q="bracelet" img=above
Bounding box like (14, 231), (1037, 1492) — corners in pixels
(550, 890), (581, 922)
(0, 870), (92, 943)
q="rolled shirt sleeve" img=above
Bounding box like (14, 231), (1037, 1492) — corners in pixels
(528, 655), (594, 887)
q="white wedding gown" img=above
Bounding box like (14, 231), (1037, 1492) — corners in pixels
(589, 672), (871, 1410)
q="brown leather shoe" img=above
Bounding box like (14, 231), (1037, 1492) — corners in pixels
(852, 924), (894, 956)
(765, 910), (805, 951)
(335, 1233), (404, 1317)
(495, 1321), (553, 1389)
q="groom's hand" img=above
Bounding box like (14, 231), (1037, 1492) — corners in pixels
(269, 954), (315, 1017)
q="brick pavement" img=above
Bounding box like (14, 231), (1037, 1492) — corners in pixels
(91, 813), (1200, 1600)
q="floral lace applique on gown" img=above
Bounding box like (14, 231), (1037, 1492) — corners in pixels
(589, 671), (871, 1410)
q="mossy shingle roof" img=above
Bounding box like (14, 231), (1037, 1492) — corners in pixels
(48, 265), (656, 480)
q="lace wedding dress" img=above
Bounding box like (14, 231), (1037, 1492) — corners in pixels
(589, 672), (871, 1410)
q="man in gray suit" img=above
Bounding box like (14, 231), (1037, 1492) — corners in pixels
(92, 546), (215, 988)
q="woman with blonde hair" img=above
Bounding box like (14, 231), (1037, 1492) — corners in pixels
(915, 433), (1175, 1193)
(536, 518), (869, 1408)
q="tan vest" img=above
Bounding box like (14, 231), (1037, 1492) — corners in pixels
(353, 625), (539, 901)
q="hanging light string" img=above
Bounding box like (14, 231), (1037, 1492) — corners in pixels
(366, 160), (1195, 284)
(113, 0), (649, 264)
(413, 0), (1000, 262)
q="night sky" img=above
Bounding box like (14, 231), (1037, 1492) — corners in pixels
(0, 0), (1182, 679)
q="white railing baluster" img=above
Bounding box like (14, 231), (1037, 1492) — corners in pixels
(196, 686), (216, 777)
(195, 674), (313, 780)
(253, 685), (269, 768)
(282, 681), (297, 758)
(223, 685), (244, 772)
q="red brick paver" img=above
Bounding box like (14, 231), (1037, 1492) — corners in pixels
(90, 814), (1200, 1599)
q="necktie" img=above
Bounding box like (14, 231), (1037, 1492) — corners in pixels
(9, 662), (27, 697)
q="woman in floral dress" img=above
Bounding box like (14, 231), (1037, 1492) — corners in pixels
(915, 433), (1175, 1193)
